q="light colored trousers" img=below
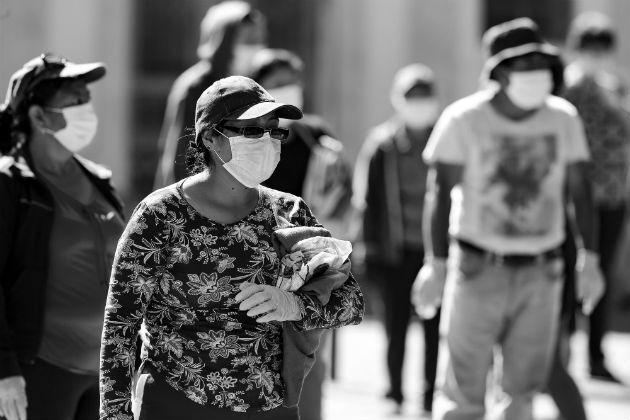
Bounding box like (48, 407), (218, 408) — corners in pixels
(440, 245), (563, 420)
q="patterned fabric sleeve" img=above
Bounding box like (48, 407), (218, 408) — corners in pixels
(99, 202), (162, 420)
(285, 197), (365, 331)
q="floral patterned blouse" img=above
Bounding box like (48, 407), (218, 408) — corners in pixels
(99, 183), (364, 419)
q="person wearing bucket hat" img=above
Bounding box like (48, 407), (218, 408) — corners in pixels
(411, 18), (604, 420)
(99, 76), (364, 419)
(0, 54), (125, 420)
(353, 63), (442, 416)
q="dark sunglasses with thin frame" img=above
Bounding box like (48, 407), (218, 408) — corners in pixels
(219, 125), (290, 141)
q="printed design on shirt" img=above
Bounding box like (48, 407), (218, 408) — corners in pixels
(480, 133), (559, 237)
(99, 188), (364, 418)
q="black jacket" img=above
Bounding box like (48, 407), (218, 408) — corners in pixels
(0, 153), (124, 379)
(352, 119), (431, 265)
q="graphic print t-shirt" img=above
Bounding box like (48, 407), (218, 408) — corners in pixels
(423, 90), (590, 254)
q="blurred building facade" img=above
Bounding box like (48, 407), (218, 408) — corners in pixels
(1, 0), (629, 206)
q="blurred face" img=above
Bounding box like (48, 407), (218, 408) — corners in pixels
(392, 82), (440, 130)
(577, 45), (615, 74)
(39, 79), (91, 131)
(234, 20), (266, 46)
(260, 66), (303, 109)
(259, 66), (300, 90)
(230, 22), (267, 75)
(495, 53), (554, 110)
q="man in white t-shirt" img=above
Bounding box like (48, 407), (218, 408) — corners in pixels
(412, 18), (605, 420)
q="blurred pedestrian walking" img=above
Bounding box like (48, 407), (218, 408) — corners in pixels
(563, 11), (630, 384)
(249, 48), (352, 420)
(99, 76), (364, 420)
(412, 18), (605, 420)
(0, 54), (125, 420)
(353, 63), (441, 417)
(250, 48), (352, 239)
(153, 0), (267, 189)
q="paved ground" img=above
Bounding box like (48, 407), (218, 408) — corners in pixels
(320, 319), (630, 420)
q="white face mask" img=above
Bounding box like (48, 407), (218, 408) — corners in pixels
(576, 53), (614, 75)
(266, 84), (304, 110)
(42, 102), (98, 152)
(230, 44), (265, 75)
(213, 131), (281, 188)
(505, 70), (553, 110)
(397, 98), (440, 129)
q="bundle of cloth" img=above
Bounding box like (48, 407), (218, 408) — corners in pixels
(271, 225), (354, 407)
(272, 225), (352, 305)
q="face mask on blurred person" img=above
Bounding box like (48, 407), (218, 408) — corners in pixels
(577, 52), (614, 75)
(42, 102), (98, 152)
(213, 130), (281, 188)
(398, 98), (440, 129)
(230, 44), (265, 75)
(266, 84), (304, 110)
(505, 69), (553, 110)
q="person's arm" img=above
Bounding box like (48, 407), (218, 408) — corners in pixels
(423, 162), (464, 259)
(564, 108), (605, 315)
(566, 162), (597, 251)
(99, 202), (161, 420)
(293, 272), (364, 331)
(412, 103), (467, 316)
(280, 197), (365, 331)
(0, 171), (28, 420)
(361, 146), (385, 258)
(0, 173), (20, 379)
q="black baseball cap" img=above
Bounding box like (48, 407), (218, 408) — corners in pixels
(4, 53), (106, 113)
(194, 75), (302, 139)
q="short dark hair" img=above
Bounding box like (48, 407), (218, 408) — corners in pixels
(568, 12), (616, 52)
(249, 49), (304, 84)
(0, 78), (67, 155)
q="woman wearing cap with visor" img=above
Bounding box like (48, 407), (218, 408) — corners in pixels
(100, 75), (364, 420)
(0, 54), (126, 420)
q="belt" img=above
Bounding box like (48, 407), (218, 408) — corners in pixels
(454, 239), (562, 267)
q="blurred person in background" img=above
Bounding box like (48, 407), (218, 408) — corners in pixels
(563, 11), (630, 383)
(100, 76), (364, 420)
(352, 63), (441, 417)
(250, 48), (353, 240)
(249, 48), (352, 420)
(153, 0), (267, 189)
(0, 54), (125, 420)
(545, 218), (589, 420)
(412, 18), (605, 420)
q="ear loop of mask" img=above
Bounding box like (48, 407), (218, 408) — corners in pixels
(208, 127), (228, 165)
(39, 107), (61, 136)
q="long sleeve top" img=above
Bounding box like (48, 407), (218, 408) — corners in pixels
(99, 183), (363, 419)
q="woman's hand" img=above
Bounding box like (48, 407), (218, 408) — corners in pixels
(235, 282), (303, 322)
(0, 376), (27, 420)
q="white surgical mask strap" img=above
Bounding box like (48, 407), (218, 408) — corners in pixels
(210, 127), (230, 165)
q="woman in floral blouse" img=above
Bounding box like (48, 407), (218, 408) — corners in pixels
(99, 76), (364, 420)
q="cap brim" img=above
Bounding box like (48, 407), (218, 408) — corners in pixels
(482, 42), (560, 80)
(58, 62), (106, 83)
(226, 101), (303, 121)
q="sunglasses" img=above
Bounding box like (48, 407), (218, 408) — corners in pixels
(219, 125), (290, 141)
